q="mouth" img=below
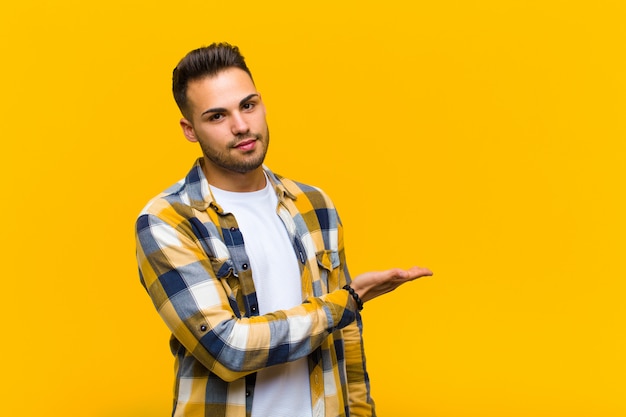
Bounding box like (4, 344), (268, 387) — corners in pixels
(233, 137), (258, 151)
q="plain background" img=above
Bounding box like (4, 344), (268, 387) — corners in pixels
(1, 1), (624, 416)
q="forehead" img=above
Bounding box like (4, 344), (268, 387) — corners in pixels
(186, 68), (257, 112)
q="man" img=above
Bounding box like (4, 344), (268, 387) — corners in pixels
(135, 42), (432, 417)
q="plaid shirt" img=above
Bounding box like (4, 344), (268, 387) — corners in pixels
(135, 159), (375, 417)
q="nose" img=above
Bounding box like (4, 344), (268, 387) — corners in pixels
(230, 112), (250, 135)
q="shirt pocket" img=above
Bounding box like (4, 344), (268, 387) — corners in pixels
(316, 249), (340, 293)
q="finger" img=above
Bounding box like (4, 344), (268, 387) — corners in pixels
(407, 266), (433, 279)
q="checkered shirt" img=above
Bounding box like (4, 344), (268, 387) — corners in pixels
(135, 159), (376, 417)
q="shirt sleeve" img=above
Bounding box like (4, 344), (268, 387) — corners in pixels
(136, 210), (357, 383)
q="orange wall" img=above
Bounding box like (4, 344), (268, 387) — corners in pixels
(1, 1), (624, 416)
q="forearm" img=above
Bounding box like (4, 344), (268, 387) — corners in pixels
(172, 292), (356, 379)
(152, 290), (356, 382)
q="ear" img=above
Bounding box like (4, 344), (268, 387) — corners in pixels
(180, 118), (198, 143)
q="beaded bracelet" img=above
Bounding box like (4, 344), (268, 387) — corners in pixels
(343, 285), (364, 311)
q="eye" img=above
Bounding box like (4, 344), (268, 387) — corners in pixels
(242, 102), (255, 111)
(208, 113), (224, 122)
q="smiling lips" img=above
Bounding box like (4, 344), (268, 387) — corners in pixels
(234, 138), (257, 152)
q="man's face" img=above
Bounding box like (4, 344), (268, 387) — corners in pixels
(181, 68), (269, 176)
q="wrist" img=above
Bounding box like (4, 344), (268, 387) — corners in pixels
(343, 284), (364, 311)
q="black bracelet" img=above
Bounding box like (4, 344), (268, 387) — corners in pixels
(343, 285), (364, 311)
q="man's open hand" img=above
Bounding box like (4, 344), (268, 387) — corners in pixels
(350, 266), (433, 304)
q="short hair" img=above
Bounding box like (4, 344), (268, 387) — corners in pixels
(172, 42), (253, 118)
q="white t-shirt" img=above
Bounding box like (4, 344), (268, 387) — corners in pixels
(210, 178), (313, 417)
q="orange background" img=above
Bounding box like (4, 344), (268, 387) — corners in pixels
(1, 1), (624, 416)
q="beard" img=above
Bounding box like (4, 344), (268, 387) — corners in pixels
(201, 128), (270, 174)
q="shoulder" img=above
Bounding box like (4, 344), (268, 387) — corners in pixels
(137, 178), (188, 218)
(136, 172), (203, 241)
(265, 169), (343, 233)
(137, 159), (208, 220)
(267, 169), (335, 210)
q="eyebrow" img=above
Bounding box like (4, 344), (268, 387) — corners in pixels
(201, 93), (260, 116)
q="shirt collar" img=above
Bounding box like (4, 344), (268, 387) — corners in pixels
(184, 158), (297, 212)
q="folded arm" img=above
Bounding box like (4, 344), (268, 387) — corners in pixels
(136, 212), (357, 382)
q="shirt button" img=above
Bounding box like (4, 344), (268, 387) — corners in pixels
(246, 390), (250, 397)
(200, 325), (207, 332)
(251, 305), (257, 312)
(230, 227), (237, 231)
(242, 263), (248, 270)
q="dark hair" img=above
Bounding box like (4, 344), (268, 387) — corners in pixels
(172, 42), (253, 117)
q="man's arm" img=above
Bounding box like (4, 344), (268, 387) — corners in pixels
(136, 206), (431, 384)
(136, 212), (358, 382)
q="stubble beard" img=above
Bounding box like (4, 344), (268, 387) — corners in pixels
(202, 128), (270, 174)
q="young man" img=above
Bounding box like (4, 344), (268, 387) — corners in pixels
(135, 43), (432, 417)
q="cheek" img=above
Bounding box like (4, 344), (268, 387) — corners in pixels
(253, 114), (268, 131)
(198, 127), (227, 143)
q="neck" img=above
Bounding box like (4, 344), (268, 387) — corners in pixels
(201, 158), (266, 192)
